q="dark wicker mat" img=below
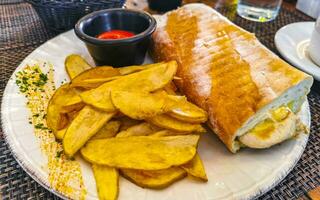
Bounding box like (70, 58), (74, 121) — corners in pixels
(0, 2), (319, 200)
(0, 0), (23, 5)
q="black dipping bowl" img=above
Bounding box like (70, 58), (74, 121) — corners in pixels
(75, 9), (156, 67)
(148, 0), (182, 12)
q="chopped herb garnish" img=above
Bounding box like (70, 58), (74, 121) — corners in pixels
(56, 150), (63, 158)
(19, 86), (28, 93)
(33, 73), (48, 87)
(35, 123), (44, 129)
(34, 123), (48, 130)
(33, 114), (40, 117)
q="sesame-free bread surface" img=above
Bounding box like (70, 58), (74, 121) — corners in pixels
(150, 3), (313, 152)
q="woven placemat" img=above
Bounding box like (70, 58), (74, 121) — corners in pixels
(0, 0), (23, 5)
(0, 2), (319, 200)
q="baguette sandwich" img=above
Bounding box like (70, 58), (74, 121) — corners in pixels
(150, 3), (313, 152)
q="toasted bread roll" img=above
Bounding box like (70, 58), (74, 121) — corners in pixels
(150, 3), (313, 152)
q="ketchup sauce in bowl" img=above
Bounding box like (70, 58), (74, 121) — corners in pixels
(97, 30), (135, 40)
(75, 9), (156, 67)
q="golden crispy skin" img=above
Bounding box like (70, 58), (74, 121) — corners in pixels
(150, 4), (311, 152)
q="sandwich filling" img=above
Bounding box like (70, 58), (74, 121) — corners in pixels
(238, 105), (305, 148)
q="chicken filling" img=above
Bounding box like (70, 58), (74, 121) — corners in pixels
(239, 105), (304, 149)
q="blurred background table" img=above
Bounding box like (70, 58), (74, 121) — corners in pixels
(0, 0), (319, 199)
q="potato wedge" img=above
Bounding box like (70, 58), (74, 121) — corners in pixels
(150, 130), (192, 137)
(58, 113), (69, 130)
(118, 63), (162, 75)
(61, 95), (84, 113)
(55, 128), (67, 140)
(92, 164), (119, 200)
(91, 121), (120, 140)
(116, 122), (161, 137)
(81, 135), (199, 170)
(66, 110), (80, 121)
(167, 96), (208, 123)
(163, 83), (177, 95)
(181, 153), (207, 181)
(117, 122), (186, 189)
(111, 91), (170, 120)
(118, 116), (141, 131)
(54, 110), (81, 140)
(47, 84), (79, 134)
(70, 66), (120, 89)
(121, 167), (186, 189)
(148, 114), (204, 132)
(80, 61), (178, 112)
(65, 54), (92, 79)
(63, 105), (115, 157)
(72, 77), (121, 88)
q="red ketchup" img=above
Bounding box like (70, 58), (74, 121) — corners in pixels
(97, 30), (135, 40)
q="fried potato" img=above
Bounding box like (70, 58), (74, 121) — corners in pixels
(63, 105), (115, 157)
(47, 84), (79, 134)
(181, 153), (207, 181)
(118, 116), (141, 131)
(167, 96), (208, 123)
(150, 130), (193, 137)
(118, 63), (162, 75)
(58, 113), (69, 130)
(70, 66), (120, 89)
(54, 110), (81, 140)
(61, 95), (84, 113)
(65, 54), (92, 79)
(117, 123), (186, 189)
(92, 164), (119, 200)
(72, 77), (121, 88)
(80, 61), (178, 112)
(51, 112), (77, 140)
(91, 121), (120, 140)
(66, 110), (80, 121)
(55, 127), (67, 140)
(163, 83), (177, 95)
(121, 167), (186, 189)
(81, 135), (199, 170)
(116, 122), (161, 137)
(111, 91), (170, 120)
(148, 114), (204, 132)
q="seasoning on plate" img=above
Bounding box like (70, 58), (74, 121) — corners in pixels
(15, 63), (86, 199)
(97, 30), (135, 40)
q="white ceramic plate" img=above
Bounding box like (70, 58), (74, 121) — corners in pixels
(1, 30), (311, 200)
(275, 22), (320, 81)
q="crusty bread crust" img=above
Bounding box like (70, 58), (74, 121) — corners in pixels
(150, 4), (313, 152)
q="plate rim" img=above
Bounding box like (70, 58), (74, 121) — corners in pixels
(0, 30), (74, 200)
(1, 29), (311, 200)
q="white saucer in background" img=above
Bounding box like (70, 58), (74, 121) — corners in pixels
(275, 22), (320, 81)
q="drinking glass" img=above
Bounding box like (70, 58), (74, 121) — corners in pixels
(237, 0), (283, 22)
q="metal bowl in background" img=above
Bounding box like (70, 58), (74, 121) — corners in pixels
(25, 0), (126, 33)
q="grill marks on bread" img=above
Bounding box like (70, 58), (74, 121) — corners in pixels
(202, 17), (261, 141)
(153, 4), (311, 152)
(166, 9), (261, 143)
(166, 10), (203, 106)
